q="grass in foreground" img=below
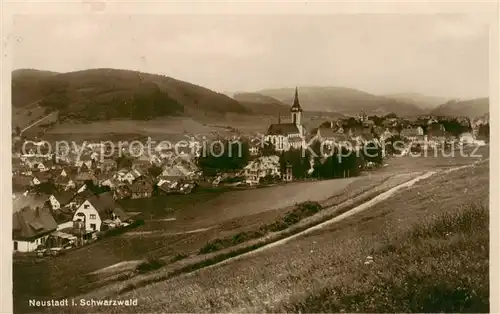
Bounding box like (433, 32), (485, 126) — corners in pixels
(83, 162), (488, 313)
(286, 203), (489, 313)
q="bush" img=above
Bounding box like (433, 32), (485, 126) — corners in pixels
(136, 258), (165, 274)
(171, 253), (188, 262)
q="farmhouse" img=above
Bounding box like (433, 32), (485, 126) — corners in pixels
(13, 206), (57, 252)
(73, 192), (129, 232)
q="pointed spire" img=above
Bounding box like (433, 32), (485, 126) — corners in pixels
(291, 86), (302, 111)
(278, 113), (281, 124)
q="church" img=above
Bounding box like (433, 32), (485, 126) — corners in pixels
(265, 87), (306, 152)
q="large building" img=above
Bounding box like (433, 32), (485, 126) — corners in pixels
(265, 87), (306, 152)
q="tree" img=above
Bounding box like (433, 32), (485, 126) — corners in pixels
(116, 156), (133, 169)
(197, 139), (250, 176)
(261, 140), (277, 156)
(384, 112), (398, 119)
(279, 148), (310, 179)
(33, 180), (57, 195)
(362, 141), (383, 165)
(148, 165), (163, 178)
(384, 134), (405, 156)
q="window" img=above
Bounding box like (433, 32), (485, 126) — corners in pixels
(90, 223), (96, 231)
(84, 204), (89, 209)
(13, 241), (18, 251)
(90, 214), (96, 219)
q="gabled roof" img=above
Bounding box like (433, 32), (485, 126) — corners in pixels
(13, 206), (57, 240)
(85, 192), (129, 221)
(51, 191), (75, 205)
(33, 172), (52, 182)
(267, 123), (300, 136)
(12, 194), (47, 213)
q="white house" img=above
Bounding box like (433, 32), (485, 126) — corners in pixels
(243, 155), (281, 184)
(73, 192), (129, 232)
(459, 132), (475, 145)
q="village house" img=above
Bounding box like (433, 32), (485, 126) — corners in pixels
(73, 192), (129, 232)
(54, 175), (77, 191)
(459, 132), (475, 145)
(31, 172), (52, 186)
(129, 176), (154, 199)
(100, 159), (118, 173)
(75, 153), (94, 171)
(401, 126), (425, 142)
(48, 191), (76, 211)
(243, 155), (281, 184)
(13, 206), (58, 252)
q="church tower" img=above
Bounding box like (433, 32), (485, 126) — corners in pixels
(291, 87), (303, 126)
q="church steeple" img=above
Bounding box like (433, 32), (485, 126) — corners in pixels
(291, 87), (303, 128)
(291, 87), (302, 112)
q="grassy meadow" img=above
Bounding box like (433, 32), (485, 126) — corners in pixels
(74, 161), (489, 313)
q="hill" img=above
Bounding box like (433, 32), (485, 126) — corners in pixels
(382, 92), (449, 110)
(431, 97), (489, 119)
(233, 92), (291, 116)
(257, 86), (425, 117)
(12, 69), (60, 107)
(12, 68), (250, 122)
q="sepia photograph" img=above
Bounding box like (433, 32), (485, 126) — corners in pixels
(3, 2), (497, 313)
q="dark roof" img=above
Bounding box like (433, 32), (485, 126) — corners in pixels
(267, 123), (300, 136)
(33, 172), (52, 182)
(76, 172), (95, 181)
(52, 191), (75, 204)
(12, 176), (33, 187)
(86, 192), (129, 221)
(55, 175), (72, 185)
(13, 195), (47, 213)
(13, 207), (57, 240)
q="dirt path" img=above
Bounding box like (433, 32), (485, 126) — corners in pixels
(21, 112), (56, 133)
(194, 159), (489, 273)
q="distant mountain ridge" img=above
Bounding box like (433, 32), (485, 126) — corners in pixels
(233, 92), (291, 115)
(431, 98), (489, 119)
(256, 86), (425, 117)
(382, 92), (449, 110)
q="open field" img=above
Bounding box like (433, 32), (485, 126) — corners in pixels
(14, 148), (488, 313)
(78, 161), (488, 313)
(41, 112), (332, 141)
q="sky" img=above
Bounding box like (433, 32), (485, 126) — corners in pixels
(12, 14), (489, 99)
